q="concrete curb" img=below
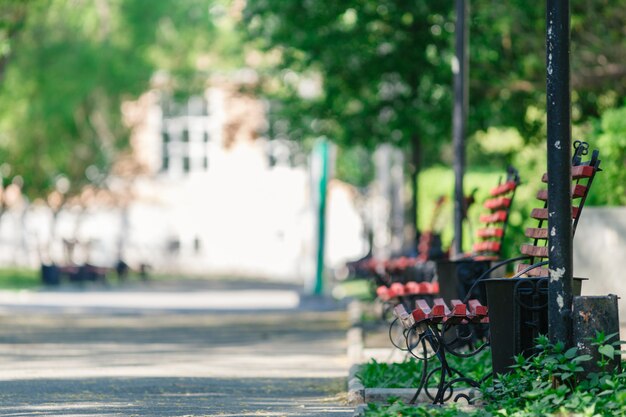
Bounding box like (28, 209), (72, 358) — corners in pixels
(348, 299), (362, 326)
(347, 326), (364, 364)
(352, 404), (367, 417)
(346, 299), (365, 408)
(347, 363), (365, 405)
(347, 300), (364, 408)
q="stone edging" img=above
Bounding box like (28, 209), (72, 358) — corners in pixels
(347, 363), (365, 404)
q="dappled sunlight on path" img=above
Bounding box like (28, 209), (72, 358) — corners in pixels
(0, 281), (353, 416)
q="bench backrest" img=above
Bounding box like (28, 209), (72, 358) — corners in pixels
(471, 166), (521, 260)
(516, 140), (601, 277)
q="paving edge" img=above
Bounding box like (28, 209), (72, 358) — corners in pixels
(352, 404), (367, 417)
(347, 300), (365, 406)
(353, 402), (482, 417)
(347, 326), (364, 364)
(347, 363), (365, 405)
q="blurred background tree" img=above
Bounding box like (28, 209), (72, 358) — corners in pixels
(242, 1), (455, 247)
(0, 0), (623, 257)
(468, 0), (626, 143)
(586, 104), (626, 206)
(466, 0), (626, 256)
(242, 0), (626, 254)
(0, 0), (30, 82)
(0, 0), (237, 202)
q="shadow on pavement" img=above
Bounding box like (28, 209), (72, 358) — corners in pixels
(0, 376), (353, 416)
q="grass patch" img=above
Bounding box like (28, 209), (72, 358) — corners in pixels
(0, 267), (41, 289)
(332, 278), (374, 301)
(357, 348), (491, 389)
(418, 165), (503, 252)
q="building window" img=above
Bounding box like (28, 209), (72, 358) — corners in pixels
(160, 96), (211, 175)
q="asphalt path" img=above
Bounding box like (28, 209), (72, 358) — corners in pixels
(0, 279), (353, 416)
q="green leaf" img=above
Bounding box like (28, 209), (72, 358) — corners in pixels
(522, 390), (544, 399)
(598, 344), (615, 359)
(593, 331), (606, 344)
(564, 347), (578, 359)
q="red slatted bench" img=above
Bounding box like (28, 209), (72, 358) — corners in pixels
(435, 167), (521, 303)
(514, 141), (601, 278)
(377, 168), (521, 306)
(470, 167), (521, 261)
(394, 297), (489, 329)
(387, 141), (602, 399)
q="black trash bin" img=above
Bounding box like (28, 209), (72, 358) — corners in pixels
(484, 276), (585, 375)
(41, 264), (61, 286)
(436, 259), (492, 303)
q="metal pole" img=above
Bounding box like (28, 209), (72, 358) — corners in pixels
(390, 148), (405, 254)
(546, 0), (573, 345)
(452, 0), (469, 256)
(314, 139), (329, 295)
(373, 145), (392, 262)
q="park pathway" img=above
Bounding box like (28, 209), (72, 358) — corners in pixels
(0, 279), (353, 416)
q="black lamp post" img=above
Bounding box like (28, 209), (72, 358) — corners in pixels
(546, 0), (573, 346)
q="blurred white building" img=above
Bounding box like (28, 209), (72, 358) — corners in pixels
(0, 83), (367, 282)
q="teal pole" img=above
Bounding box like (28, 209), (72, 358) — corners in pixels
(315, 139), (329, 295)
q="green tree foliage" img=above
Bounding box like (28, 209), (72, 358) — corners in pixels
(0, 0), (32, 82)
(244, 1), (453, 152)
(586, 103), (626, 205)
(469, 0), (626, 142)
(0, 0), (221, 200)
(243, 0), (626, 249)
(243, 1), (455, 239)
(244, 0), (626, 176)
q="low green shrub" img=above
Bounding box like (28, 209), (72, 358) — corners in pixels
(481, 333), (625, 417)
(363, 333), (626, 417)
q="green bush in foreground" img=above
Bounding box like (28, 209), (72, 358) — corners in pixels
(364, 334), (625, 417)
